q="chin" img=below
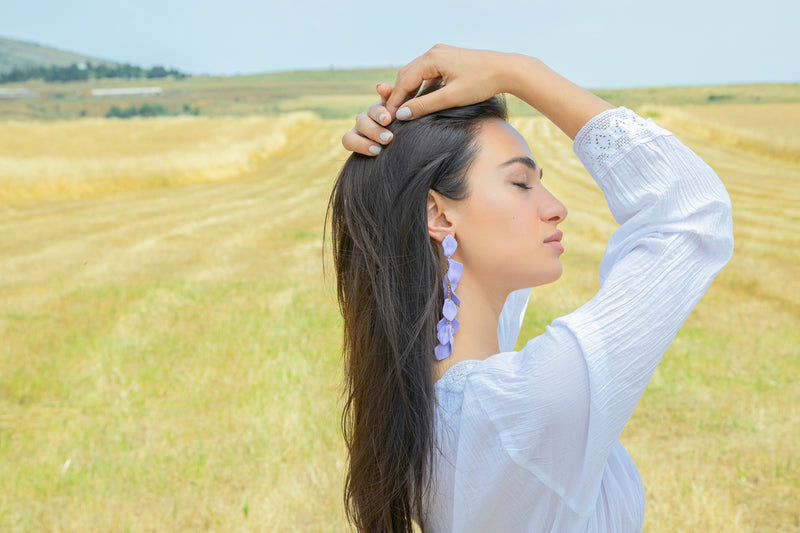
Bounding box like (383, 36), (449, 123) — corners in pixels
(529, 265), (563, 288)
(552, 263), (564, 281)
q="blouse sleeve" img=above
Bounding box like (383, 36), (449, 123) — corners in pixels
(464, 107), (734, 515)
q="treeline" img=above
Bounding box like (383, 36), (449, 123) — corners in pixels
(0, 62), (189, 84)
(106, 103), (199, 119)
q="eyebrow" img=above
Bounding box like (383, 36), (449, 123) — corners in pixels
(499, 156), (543, 178)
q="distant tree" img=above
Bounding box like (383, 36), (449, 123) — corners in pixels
(105, 103), (170, 119)
(137, 103), (167, 117)
(0, 61), (189, 85)
(146, 66), (169, 79)
(0, 62), (187, 84)
(106, 105), (125, 118)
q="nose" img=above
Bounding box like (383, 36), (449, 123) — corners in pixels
(540, 187), (567, 224)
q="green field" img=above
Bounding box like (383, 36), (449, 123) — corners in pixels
(0, 73), (799, 531)
(2, 67), (799, 120)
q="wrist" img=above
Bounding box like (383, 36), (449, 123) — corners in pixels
(498, 54), (542, 96)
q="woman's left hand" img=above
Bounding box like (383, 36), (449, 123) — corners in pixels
(341, 83), (396, 156)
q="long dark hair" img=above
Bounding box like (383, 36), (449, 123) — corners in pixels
(326, 95), (507, 532)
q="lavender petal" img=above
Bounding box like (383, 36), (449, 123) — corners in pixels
(443, 234), (457, 257)
(443, 299), (458, 321)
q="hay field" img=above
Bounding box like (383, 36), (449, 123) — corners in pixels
(1, 101), (799, 531)
(0, 113), (316, 203)
(650, 103), (800, 163)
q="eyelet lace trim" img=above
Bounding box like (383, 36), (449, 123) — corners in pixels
(436, 359), (481, 389)
(573, 107), (672, 180)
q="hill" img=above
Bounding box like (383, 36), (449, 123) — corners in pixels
(0, 36), (117, 74)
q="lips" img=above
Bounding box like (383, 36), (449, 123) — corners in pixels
(545, 230), (564, 253)
(544, 230), (563, 244)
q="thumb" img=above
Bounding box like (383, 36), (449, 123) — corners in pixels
(395, 85), (457, 121)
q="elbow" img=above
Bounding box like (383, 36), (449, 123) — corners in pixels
(679, 148), (735, 265)
(681, 160), (734, 266)
(712, 179), (734, 263)
(695, 192), (734, 269)
(720, 201), (734, 264)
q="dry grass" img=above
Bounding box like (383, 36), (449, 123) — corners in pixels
(645, 103), (800, 163)
(0, 104), (798, 531)
(0, 115), (352, 531)
(0, 113), (315, 204)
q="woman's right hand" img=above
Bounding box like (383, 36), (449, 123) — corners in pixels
(385, 45), (515, 121)
(342, 45), (519, 156)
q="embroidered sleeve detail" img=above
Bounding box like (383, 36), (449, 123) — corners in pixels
(573, 107), (672, 179)
(436, 360), (480, 389)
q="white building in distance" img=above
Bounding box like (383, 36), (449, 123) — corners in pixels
(0, 88), (38, 99)
(91, 87), (163, 97)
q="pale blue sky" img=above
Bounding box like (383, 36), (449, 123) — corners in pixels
(2, 0), (797, 88)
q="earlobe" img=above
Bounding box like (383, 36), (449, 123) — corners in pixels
(427, 190), (455, 242)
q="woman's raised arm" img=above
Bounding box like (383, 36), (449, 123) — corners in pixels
(342, 45), (615, 155)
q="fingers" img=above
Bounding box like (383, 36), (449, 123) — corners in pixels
(386, 44), (508, 121)
(367, 101), (392, 129)
(342, 127), (383, 156)
(395, 82), (463, 121)
(386, 53), (443, 114)
(358, 107), (393, 145)
(342, 108), (395, 157)
(375, 83), (393, 104)
(387, 46), (459, 119)
(340, 82), (398, 156)
(376, 81), (413, 122)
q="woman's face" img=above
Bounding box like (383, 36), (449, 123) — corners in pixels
(445, 118), (568, 295)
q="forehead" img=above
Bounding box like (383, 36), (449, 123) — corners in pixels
(469, 118), (538, 175)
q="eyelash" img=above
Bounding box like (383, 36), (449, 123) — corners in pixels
(514, 182), (533, 190)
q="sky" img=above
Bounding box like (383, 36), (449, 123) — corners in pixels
(1, 0), (798, 88)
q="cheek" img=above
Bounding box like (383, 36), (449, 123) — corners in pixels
(468, 190), (510, 235)
(462, 192), (534, 256)
(485, 190), (537, 239)
(507, 207), (537, 238)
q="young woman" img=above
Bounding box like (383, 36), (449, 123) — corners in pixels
(329, 45), (733, 532)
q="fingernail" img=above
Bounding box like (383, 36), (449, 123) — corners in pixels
(396, 107), (412, 120)
(379, 113), (388, 124)
(380, 132), (392, 142)
(368, 145), (382, 155)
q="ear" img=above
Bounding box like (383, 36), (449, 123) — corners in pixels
(427, 189), (455, 243)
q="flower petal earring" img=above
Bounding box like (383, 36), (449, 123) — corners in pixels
(435, 234), (462, 361)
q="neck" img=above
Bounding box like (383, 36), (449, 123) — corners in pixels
(434, 267), (508, 380)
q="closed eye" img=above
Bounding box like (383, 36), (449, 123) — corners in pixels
(514, 182), (533, 190)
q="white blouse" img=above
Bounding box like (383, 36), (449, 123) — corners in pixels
(425, 107), (734, 532)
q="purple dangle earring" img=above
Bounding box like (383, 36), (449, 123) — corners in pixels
(435, 234), (462, 361)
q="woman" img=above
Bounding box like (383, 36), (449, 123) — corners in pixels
(329, 45), (733, 532)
